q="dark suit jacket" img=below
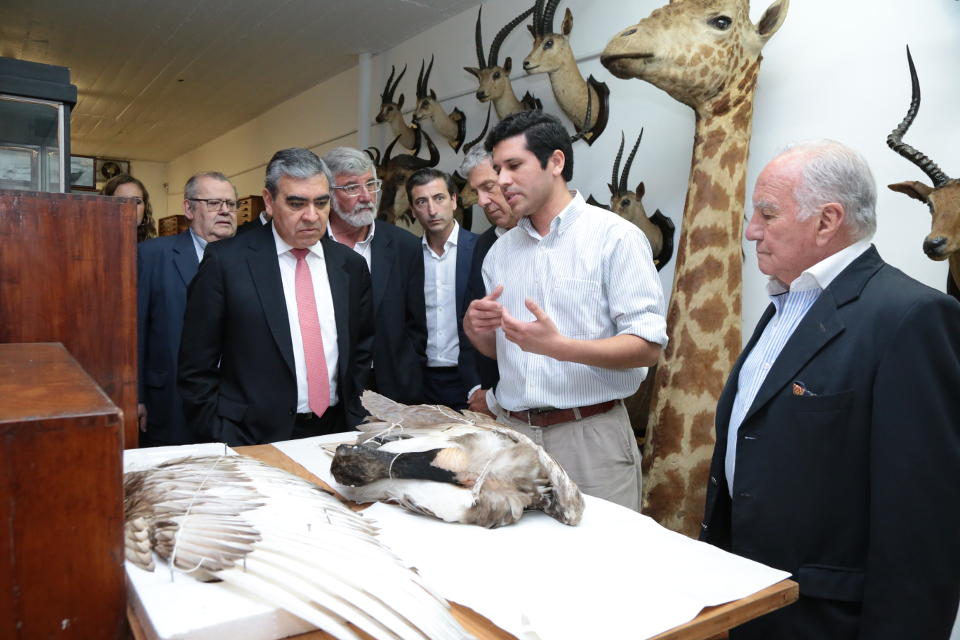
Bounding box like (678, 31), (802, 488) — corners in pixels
(453, 228), (481, 391)
(177, 224), (374, 445)
(701, 247), (960, 640)
(464, 226), (501, 390)
(235, 218), (266, 234)
(368, 221), (427, 404)
(137, 230), (199, 445)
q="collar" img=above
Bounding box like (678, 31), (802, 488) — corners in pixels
(766, 239), (872, 296)
(518, 190), (582, 239)
(273, 225), (325, 260)
(421, 220), (460, 250)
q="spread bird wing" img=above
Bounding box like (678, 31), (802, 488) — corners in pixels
(335, 392), (585, 527)
(125, 454), (474, 640)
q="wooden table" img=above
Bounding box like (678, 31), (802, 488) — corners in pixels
(129, 444), (798, 640)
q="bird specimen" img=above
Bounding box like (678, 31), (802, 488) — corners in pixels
(124, 454), (474, 640)
(330, 392), (585, 528)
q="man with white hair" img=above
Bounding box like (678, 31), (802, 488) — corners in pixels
(322, 147), (427, 405)
(701, 140), (960, 639)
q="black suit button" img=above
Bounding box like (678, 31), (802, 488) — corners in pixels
(738, 492), (752, 499)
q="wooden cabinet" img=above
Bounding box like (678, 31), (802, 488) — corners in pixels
(0, 190), (138, 447)
(158, 214), (188, 236)
(0, 343), (125, 638)
(237, 194), (265, 226)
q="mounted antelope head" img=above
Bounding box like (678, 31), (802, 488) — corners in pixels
(887, 46), (960, 296)
(375, 64), (421, 153)
(412, 55), (467, 152)
(588, 131), (675, 269)
(464, 6), (541, 120)
(369, 129), (441, 226)
(523, 0), (609, 145)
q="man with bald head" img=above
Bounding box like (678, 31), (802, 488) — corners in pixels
(701, 140), (960, 639)
(178, 148), (373, 444)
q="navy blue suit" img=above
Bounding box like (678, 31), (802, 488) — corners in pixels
(368, 222), (427, 404)
(464, 226), (501, 391)
(178, 224), (374, 445)
(702, 247), (960, 639)
(137, 230), (199, 445)
(422, 227), (480, 408)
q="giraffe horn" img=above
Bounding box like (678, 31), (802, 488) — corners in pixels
(886, 45), (951, 187)
(621, 128), (643, 194)
(474, 7), (486, 68)
(489, 7), (535, 67)
(610, 132), (625, 196)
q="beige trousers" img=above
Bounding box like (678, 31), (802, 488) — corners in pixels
(494, 401), (643, 511)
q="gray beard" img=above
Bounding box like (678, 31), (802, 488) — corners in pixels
(337, 203), (376, 228)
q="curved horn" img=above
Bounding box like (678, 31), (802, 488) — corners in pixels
(364, 146), (381, 167)
(424, 129), (440, 168)
(424, 55), (434, 96)
(610, 132), (625, 195)
(542, 0), (562, 35)
(489, 7), (535, 67)
(384, 135), (401, 165)
(389, 64), (407, 103)
(463, 104), (492, 154)
(381, 66), (397, 103)
(532, 0), (546, 36)
(416, 59), (426, 99)
(620, 128), (643, 194)
(474, 7), (486, 68)
(886, 46), (950, 187)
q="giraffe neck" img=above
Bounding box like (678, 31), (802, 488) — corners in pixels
(641, 59), (762, 536)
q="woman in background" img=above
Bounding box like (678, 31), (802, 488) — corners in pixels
(102, 174), (156, 242)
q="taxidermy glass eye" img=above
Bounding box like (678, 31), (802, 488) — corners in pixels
(709, 15), (732, 30)
(621, 198), (630, 207)
(493, 71), (501, 79)
(544, 39), (554, 49)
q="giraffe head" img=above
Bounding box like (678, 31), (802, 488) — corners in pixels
(600, 0), (788, 111)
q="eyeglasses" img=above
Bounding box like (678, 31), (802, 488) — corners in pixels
(188, 198), (238, 212)
(331, 179), (383, 198)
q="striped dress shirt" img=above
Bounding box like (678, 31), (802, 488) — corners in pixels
(725, 240), (872, 494)
(481, 191), (667, 411)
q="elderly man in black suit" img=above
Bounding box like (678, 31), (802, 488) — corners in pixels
(137, 171), (237, 446)
(701, 140), (960, 639)
(321, 146), (427, 405)
(178, 148), (373, 444)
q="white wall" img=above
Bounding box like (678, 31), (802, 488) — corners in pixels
(168, 0), (960, 343)
(129, 159), (168, 220)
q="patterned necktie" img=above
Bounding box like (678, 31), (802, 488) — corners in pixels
(290, 248), (330, 416)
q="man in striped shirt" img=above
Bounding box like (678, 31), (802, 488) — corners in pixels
(463, 110), (667, 511)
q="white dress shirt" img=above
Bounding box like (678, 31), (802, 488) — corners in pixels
(423, 222), (461, 367)
(329, 220), (376, 272)
(481, 191), (667, 411)
(189, 228), (207, 262)
(273, 227), (339, 412)
(725, 239), (872, 494)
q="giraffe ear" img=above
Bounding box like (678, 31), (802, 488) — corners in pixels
(756, 0), (789, 44)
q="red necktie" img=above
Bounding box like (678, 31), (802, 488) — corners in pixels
(290, 248), (330, 416)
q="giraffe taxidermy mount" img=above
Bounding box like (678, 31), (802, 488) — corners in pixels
(887, 46), (960, 301)
(523, 0), (610, 145)
(464, 6), (542, 120)
(601, 0), (789, 537)
(412, 55), (467, 153)
(375, 64), (422, 154)
(587, 130), (675, 270)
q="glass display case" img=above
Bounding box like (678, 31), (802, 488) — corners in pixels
(0, 58), (77, 193)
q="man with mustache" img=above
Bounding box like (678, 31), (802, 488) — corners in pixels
(322, 147), (427, 405)
(464, 111), (667, 510)
(178, 148), (374, 444)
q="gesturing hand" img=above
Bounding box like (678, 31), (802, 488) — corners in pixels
(501, 298), (566, 357)
(465, 285), (505, 334)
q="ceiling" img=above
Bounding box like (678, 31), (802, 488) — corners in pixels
(0, 0), (482, 162)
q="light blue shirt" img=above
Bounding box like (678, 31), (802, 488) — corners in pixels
(188, 228), (207, 263)
(725, 240), (872, 495)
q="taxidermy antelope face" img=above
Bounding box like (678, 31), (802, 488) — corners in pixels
(375, 64), (406, 124)
(463, 6), (533, 103)
(523, 6), (574, 75)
